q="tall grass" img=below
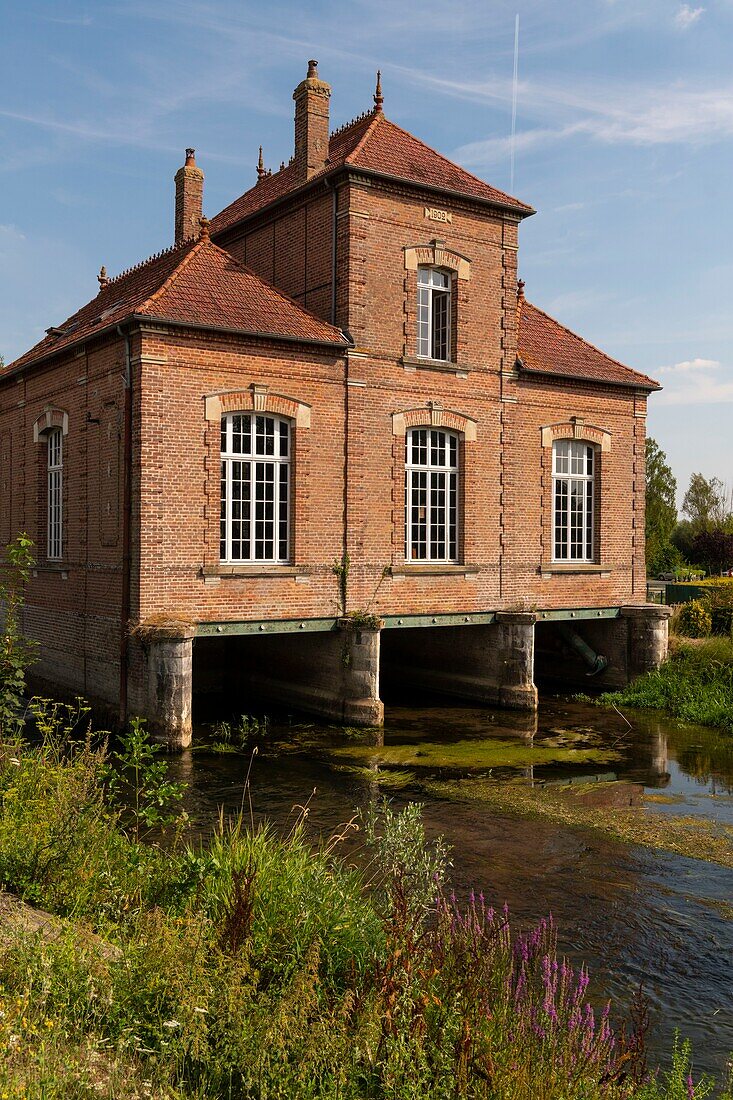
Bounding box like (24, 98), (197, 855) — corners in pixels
(0, 710), (730, 1098)
(598, 637), (733, 733)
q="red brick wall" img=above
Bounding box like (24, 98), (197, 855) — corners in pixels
(0, 335), (128, 705)
(133, 326), (348, 624)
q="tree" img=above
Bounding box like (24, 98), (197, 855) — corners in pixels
(692, 529), (733, 576)
(682, 473), (729, 533)
(645, 438), (678, 574)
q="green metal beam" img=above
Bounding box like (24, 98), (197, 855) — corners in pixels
(536, 608), (621, 622)
(381, 612), (497, 629)
(194, 606), (622, 638)
(196, 617), (338, 638)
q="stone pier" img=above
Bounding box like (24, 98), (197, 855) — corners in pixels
(622, 604), (672, 678)
(129, 622), (195, 750)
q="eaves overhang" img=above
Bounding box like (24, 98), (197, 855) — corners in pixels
(515, 359), (661, 394)
(1, 313), (348, 382)
(212, 163), (534, 242)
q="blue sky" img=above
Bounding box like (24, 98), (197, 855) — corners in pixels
(1, 0), (731, 506)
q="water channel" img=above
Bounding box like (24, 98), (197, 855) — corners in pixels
(170, 696), (733, 1081)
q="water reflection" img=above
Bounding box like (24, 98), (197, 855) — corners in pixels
(171, 697), (733, 1079)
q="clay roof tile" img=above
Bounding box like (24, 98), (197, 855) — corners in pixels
(518, 298), (659, 391)
(5, 236), (345, 374)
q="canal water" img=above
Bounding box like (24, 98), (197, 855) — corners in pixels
(170, 697), (733, 1081)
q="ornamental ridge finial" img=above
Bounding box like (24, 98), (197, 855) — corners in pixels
(257, 145), (266, 182)
(517, 278), (525, 301)
(97, 265), (109, 291)
(198, 216), (211, 240)
(374, 69), (383, 112)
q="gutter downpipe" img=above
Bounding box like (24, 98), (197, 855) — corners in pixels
(117, 324), (133, 727)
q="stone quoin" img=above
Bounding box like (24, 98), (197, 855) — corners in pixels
(0, 62), (670, 749)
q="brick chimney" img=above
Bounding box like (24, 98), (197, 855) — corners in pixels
(174, 149), (204, 245)
(293, 60), (331, 182)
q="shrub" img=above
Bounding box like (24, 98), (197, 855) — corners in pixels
(599, 637), (733, 733)
(677, 599), (712, 638)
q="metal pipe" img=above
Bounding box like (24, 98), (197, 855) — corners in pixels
(556, 622), (608, 676)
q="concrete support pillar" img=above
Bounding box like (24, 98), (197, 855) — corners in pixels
(621, 604), (672, 679)
(494, 611), (539, 709)
(338, 619), (384, 726)
(130, 623), (195, 750)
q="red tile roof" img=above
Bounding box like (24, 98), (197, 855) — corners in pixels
(517, 298), (659, 391)
(5, 234), (346, 374)
(211, 111), (533, 236)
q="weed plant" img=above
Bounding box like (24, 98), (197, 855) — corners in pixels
(210, 714), (271, 752)
(0, 707), (730, 1098)
(598, 637), (733, 733)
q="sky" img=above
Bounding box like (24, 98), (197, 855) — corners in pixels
(1, 0), (731, 507)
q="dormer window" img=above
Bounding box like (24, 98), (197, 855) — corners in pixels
(417, 267), (450, 360)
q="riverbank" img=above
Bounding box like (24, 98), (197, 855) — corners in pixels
(596, 637), (733, 734)
(1, 708), (730, 1099)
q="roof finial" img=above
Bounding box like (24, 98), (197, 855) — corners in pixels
(185, 147), (196, 166)
(257, 145), (266, 182)
(517, 278), (525, 301)
(198, 216), (211, 240)
(373, 69), (383, 112)
(97, 265), (109, 291)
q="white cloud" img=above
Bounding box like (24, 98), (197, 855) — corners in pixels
(660, 357), (720, 373)
(439, 64), (733, 168)
(656, 358), (733, 404)
(674, 4), (705, 29)
(0, 224), (26, 241)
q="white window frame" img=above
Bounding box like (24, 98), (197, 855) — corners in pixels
(220, 412), (291, 564)
(552, 439), (596, 563)
(47, 427), (63, 561)
(405, 427), (459, 563)
(417, 266), (451, 361)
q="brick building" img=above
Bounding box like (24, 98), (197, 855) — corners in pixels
(0, 63), (669, 747)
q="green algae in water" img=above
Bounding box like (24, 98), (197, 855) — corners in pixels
(422, 776), (733, 869)
(331, 764), (417, 790)
(328, 738), (623, 772)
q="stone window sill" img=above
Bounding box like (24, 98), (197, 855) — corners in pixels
(32, 565), (69, 579)
(391, 564), (479, 577)
(401, 356), (470, 377)
(201, 565), (309, 580)
(540, 564), (612, 578)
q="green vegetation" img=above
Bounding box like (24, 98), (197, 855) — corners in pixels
(1, 712), (730, 1098)
(645, 439), (679, 576)
(0, 534), (37, 737)
(424, 776), (733, 869)
(209, 713), (272, 752)
(598, 637), (733, 734)
(328, 737), (622, 773)
(677, 600), (713, 639)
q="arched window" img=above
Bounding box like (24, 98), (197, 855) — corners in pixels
(220, 413), (290, 564)
(405, 428), (459, 562)
(47, 427), (63, 561)
(552, 439), (596, 562)
(417, 266), (451, 360)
